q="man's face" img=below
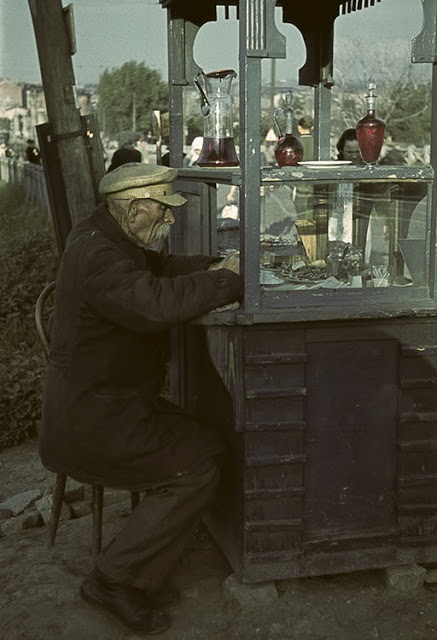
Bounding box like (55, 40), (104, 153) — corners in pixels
(342, 139), (363, 165)
(128, 199), (175, 248)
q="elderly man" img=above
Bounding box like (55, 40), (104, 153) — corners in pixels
(39, 163), (242, 635)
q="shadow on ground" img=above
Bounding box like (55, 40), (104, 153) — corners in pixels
(1, 439), (436, 640)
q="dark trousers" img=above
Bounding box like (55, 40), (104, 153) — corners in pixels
(95, 457), (221, 591)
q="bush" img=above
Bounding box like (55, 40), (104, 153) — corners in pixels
(0, 181), (59, 451)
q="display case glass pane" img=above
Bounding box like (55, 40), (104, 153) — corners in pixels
(216, 180), (430, 291)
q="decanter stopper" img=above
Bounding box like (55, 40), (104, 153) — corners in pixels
(366, 78), (377, 111)
(283, 91), (294, 135)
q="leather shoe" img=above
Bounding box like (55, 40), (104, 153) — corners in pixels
(80, 568), (170, 635)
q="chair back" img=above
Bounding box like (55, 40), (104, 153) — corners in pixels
(35, 281), (56, 361)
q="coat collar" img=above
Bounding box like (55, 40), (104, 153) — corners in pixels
(90, 203), (147, 266)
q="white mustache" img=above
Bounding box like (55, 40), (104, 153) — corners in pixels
(155, 223), (171, 239)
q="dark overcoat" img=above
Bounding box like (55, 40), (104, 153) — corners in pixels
(39, 204), (243, 490)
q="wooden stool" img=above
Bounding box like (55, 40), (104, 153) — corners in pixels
(48, 473), (140, 556)
(36, 282), (141, 557)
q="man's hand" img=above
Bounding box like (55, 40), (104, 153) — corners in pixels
(208, 251), (240, 274)
(220, 251), (239, 274)
(207, 260), (223, 271)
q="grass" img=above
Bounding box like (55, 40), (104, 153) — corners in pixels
(0, 180), (59, 451)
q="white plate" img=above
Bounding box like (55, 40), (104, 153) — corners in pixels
(298, 160), (352, 167)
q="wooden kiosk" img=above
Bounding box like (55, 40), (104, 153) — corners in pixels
(160, 0), (437, 581)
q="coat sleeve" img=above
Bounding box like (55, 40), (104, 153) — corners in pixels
(144, 251), (222, 276)
(82, 241), (243, 333)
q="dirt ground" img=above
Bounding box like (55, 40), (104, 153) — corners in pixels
(1, 438), (436, 640)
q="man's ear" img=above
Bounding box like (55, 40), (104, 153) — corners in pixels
(127, 199), (138, 223)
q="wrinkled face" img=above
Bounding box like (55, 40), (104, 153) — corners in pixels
(342, 139), (363, 165)
(127, 198), (175, 248)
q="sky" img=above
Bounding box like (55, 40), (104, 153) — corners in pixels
(0, 0), (428, 88)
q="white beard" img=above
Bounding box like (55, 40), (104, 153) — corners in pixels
(155, 222), (171, 240)
(147, 222), (172, 251)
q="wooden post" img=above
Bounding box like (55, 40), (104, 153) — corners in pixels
(28, 0), (96, 226)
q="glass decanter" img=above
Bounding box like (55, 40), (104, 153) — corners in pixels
(273, 91), (303, 167)
(194, 69), (239, 167)
(356, 78), (385, 165)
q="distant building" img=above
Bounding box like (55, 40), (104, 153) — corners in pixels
(0, 79), (23, 109)
(0, 78), (94, 142)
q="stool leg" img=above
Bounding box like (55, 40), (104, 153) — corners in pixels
(92, 485), (104, 557)
(130, 491), (140, 511)
(48, 473), (67, 548)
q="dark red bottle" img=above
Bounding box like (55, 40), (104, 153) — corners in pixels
(356, 78), (385, 165)
(273, 91), (303, 167)
(274, 134), (303, 167)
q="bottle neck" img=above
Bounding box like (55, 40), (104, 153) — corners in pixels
(285, 113), (293, 134)
(367, 96), (376, 112)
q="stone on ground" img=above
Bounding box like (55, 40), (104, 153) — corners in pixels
(35, 494), (71, 525)
(424, 568), (437, 584)
(0, 489), (42, 516)
(384, 564), (426, 592)
(223, 574), (278, 613)
(63, 479), (85, 504)
(0, 509), (43, 536)
(69, 499), (93, 519)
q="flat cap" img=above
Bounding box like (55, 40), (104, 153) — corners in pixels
(99, 162), (187, 207)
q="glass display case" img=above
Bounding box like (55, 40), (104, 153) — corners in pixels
(162, 0), (436, 320)
(175, 165), (434, 315)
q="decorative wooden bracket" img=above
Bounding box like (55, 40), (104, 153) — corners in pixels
(412, 0), (437, 63)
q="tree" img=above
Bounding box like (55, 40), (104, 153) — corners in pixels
(260, 113), (273, 140)
(97, 61), (168, 138)
(382, 81), (431, 144)
(185, 115), (203, 144)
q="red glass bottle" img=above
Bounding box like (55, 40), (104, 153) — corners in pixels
(274, 135), (303, 167)
(356, 78), (385, 165)
(273, 92), (303, 167)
